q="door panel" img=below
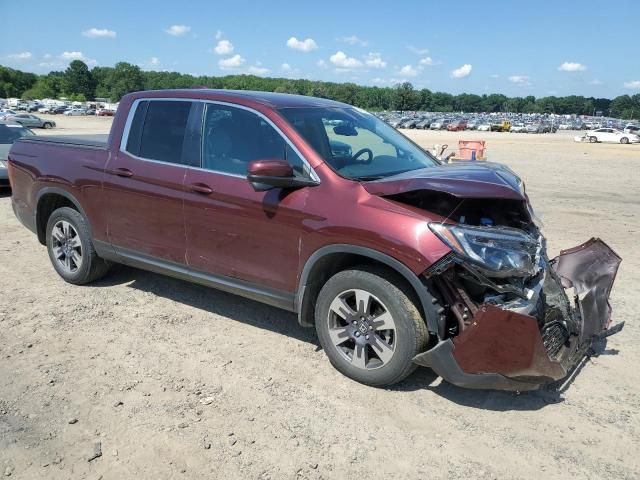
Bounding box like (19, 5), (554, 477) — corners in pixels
(105, 153), (187, 263)
(183, 169), (307, 292)
(104, 99), (198, 264)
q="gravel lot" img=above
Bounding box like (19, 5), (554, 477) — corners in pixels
(1, 115), (639, 479)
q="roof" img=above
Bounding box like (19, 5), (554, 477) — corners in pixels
(131, 89), (351, 109)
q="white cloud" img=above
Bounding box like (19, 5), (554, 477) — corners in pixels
(43, 53), (52, 59)
(508, 75), (531, 85)
(286, 37), (318, 52)
(82, 27), (116, 38)
(218, 54), (245, 69)
(316, 59), (327, 69)
(329, 51), (362, 69)
(60, 51), (84, 60)
(8, 51), (32, 60)
(371, 77), (387, 84)
(397, 65), (418, 77)
(214, 39), (234, 55)
(281, 63), (292, 72)
(149, 57), (160, 66)
(165, 25), (191, 36)
(490, 73), (500, 79)
(247, 64), (270, 75)
(418, 56), (437, 66)
(408, 46), (429, 55)
(215, 30), (223, 40)
(558, 62), (586, 72)
(339, 35), (367, 47)
(624, 80), (640, 89)
(451, 64), (472, 78)
(364, 52), (386, 69)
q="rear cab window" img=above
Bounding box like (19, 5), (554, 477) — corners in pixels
(123, 100), (199, 166)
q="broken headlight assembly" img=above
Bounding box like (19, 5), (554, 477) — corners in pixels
(429, 223), (539, 278)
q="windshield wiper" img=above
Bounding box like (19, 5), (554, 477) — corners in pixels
(352, 174), (386, 181)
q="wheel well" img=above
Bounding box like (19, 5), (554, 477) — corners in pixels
(298, 252), (423, 328)
(36, 193), (78, 244)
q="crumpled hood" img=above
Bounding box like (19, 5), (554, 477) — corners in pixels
(362, 162), (526, 201)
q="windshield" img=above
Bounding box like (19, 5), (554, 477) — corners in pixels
(279, 107), (438, 180)
(0, 124), (34, 144)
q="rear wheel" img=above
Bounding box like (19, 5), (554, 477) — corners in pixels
(589, 136), (598, 143)
(620, 137), (629, 144)
(43, 122), (52, 129)
(315, 267), (429, 387)
(46, 207), (111, 285)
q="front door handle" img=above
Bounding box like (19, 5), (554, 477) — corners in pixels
(107, 167), (134, 178)
(188, 183), (213, 195)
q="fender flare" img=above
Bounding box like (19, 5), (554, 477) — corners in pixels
(296, 244), (440, 335)
(35, 187), (91, 243)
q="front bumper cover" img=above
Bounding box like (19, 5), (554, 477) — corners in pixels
(414, 238), (622, 391)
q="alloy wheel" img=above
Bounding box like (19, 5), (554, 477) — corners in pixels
(326, 289), (397, 370)
(50, 220), (83, 274)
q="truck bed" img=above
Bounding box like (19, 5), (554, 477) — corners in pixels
(18, 134), (109, 149)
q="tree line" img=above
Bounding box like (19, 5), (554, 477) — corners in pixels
(1, 60), (638, 119)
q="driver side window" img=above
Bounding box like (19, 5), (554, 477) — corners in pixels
(201, 103), (310, 177)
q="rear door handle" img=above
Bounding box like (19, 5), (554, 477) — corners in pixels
(107, 167), (134, 178)
(188, 183), (213, 195)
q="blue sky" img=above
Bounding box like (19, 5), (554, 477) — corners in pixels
(2, 0), (638, 98)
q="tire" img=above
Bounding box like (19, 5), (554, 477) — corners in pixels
(43, 122), (52, 129)
(589, 136), (598, 143)
(315, 266), (429, 387)
(620, 137), (629, 144)
(45, 207), (111, 285)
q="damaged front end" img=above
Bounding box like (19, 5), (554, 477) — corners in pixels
(364, 162), (623, 390)
(415, 230), (622, 391)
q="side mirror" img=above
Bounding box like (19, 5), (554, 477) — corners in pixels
(333, 123), (358, 136)
(246, 159), (318, 192)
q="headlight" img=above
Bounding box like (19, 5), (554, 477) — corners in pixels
(429, 223), (539, 278)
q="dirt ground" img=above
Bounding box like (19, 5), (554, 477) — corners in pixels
(1, 116), (639, 479)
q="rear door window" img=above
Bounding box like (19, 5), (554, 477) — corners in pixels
(125, 100), (194, 165)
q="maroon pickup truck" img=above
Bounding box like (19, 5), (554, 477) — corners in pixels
(7, 89), (623, 390)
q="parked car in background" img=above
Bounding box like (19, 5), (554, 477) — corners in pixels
(6, 89), (622, 391)
(490, 120), (511, 132)
(526, 123), (544, 133)
(85, 108), (96, 116)
(415, 119), (431, 129)
(510, 123), (527, 133)
(3, 114), (55, 129)
(477, 122), (491, 131)
(51, 106), (69, 115)
(623, 124), (640, 135)
(37, 106), (52, 114)
(0, 121), (35, 188)
(0, 109), (18, 119)
(447, 120), (467, 131)
(64, 107), (87, 116)
(96, 108), (115, 117)
(586, 128), (640, 144)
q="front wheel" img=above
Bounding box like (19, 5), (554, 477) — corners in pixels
(620, 137), (629, 144)
(589, 136), (598, 143)
(46, 207), (111, 285)
(315, 267), (429, 387)
(43, 122), (52, 129)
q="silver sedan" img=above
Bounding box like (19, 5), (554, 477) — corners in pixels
(3, 114), (56, 129)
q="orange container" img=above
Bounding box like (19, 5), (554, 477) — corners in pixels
(457, 140), (486, 160)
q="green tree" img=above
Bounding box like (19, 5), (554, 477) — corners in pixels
(63, 60), (95, 99)
(392, 82), (420, 111)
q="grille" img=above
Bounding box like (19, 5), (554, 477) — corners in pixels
(424, 252), (456, 278)
(542, 322), (569, 358)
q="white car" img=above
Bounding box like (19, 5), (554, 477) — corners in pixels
(477, 123), (491, 132)
(510, 123), (527, 133)
(38, 106), (52, 114)
(586, 128), (639, 144)
(64, 108), (87, 116)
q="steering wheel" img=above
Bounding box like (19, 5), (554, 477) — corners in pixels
(351, 148), (373, 164)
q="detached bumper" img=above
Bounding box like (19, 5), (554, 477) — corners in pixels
(414, 238), (622, 391)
